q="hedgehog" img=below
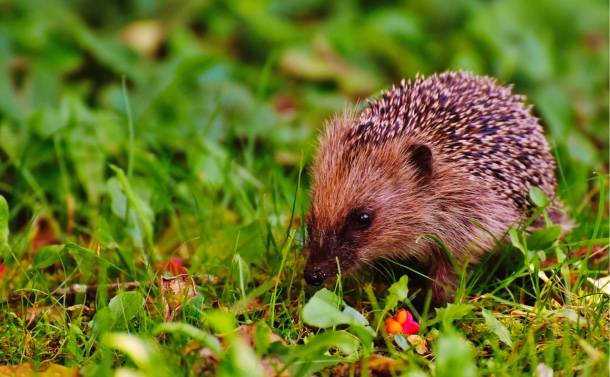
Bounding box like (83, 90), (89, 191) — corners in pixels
(304, 71), (567, 304)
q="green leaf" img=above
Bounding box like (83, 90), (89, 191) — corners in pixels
(232, 253), (251, 295)
(89, 306), (114, 336)
(0, 194), (8, 253)
(102, 333), (172, 377)
(32, 245), (64, 269)
(218, 338), (265, 377)
(567, 131), (598, 167)
(509, 227), (525, 252)
(529, 186), (549, 208)
(254, 321), (272, 356)
(388, 275), (409, 303)
(302, 288), (374, 354)
(533, 84), (572, 140)
(382, 275), (409, 313)
(153, 322), (221, 355)
(433, 303), (474, 328)
(341, 306), (370, 327)
(302, 288), (350, 328)
(206, 310), (236, 334)
(289, 330), (360, 376)
(107, 177), (127, 219)
(103, 333), (155, 369)
(66, 243), (107, 268)
(108, 291), (145, 329)
(526, 225), (561, 250)
(68, 125), (106, 205)
(109, 165), (154, 247)
(394, 334), (409, 351)
(481, 309), (513, 347)
(434, 332), (477, 377)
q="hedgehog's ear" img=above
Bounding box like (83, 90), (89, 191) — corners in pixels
(407, 144), (433, 183)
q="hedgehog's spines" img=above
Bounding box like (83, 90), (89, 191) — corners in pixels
(342, 71), (556, 211)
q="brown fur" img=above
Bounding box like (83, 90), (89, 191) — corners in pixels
(304, 71), (563, 304)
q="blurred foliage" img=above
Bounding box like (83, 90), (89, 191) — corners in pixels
(0, 0), (607, 221)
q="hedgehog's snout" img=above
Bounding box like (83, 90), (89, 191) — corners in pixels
(304, 238), (339, 286)
(304, 247), (336, 286)
(304, 263), (326, 285)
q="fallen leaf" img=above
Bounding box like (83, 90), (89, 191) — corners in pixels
(588, 275), (610, 296)
(481, 309), (513, 347)
(274, 151), (300, 167)
(434, 332), (477, 377)
(542, 244), (607, 269)
(0, 362), (78, 376)
(193, 347), (219, 376)
(509, 310), (536, 319)
(121, 19), (165, 57)
(279, 38), (378, 96)
(407, 334), (429, 355)
(23, 305), (65, 326)
(30, 215), (59, 253)
(536, 363), (553, 377)
(273, 93), (298, 118)
(260, 355), (289, 377)
(235, 323), (285, 348)
(66, 194), (75, 235)
(159, 274), (196, 321)
(332, 355), (403, 377)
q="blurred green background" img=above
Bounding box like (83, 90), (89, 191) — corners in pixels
(0, 0), (607, 261)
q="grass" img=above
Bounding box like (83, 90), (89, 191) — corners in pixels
(0, 0), (608, 376)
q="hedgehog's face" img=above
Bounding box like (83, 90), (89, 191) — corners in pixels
(304, 121), (434, 286)
(304, 205), (378, 285)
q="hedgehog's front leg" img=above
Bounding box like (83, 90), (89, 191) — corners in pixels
(427, 252), (459, 306)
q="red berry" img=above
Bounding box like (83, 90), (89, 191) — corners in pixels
(402, 320), (420, 335)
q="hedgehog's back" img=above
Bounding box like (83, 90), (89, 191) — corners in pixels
(351, 71), (556, 210)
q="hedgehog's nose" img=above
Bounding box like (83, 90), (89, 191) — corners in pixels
(304, 266), (325, 286)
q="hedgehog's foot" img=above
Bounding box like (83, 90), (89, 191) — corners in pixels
(428, 257), (458, 307)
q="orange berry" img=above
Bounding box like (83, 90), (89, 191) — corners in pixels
(395, 308), (408, 324)
(385, 318), (402, 334)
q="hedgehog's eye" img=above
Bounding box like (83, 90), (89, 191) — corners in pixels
(349, 209), (374, 231)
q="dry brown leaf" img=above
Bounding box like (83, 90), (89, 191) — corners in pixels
(30, 215), (59, 253)
(260, 355), (289, 377)
(233, 297), (267, 317)
(66, 194), (75, 235)
(274, 151), (300, 167)
(159, 273), (196, 321)
(407, 334), (429, 355)
(121, 20), (165, 57)
(23, 305), (64, 327)
(331, 355), (403, 377)
(0, 362), (78, 377)
(235, 324), (285, 347)
(542, 244), (608, 269)
(279, 37), (377, 96)
(273, 93), (298, 119)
